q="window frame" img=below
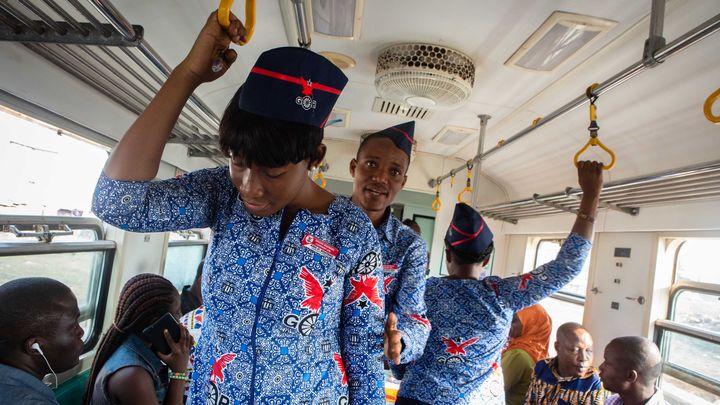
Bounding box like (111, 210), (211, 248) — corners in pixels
(654, 236), (720, 400)
(162, 232), (209, 291)
(0, 215), (115, 353)
(532, 238), (586, 305)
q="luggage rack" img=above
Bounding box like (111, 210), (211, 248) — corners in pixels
(479, 161), (720, 224)
(0, 0), (225, 164)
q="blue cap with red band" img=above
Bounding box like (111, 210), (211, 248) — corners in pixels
(445, 203), (494, 255)
(368, 121), (415, 157)
(238, 47), (348, 128)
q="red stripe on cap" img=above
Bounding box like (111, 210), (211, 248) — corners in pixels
(449, 220), (485, 247)
(389, 126), (413, 144)
(250, 67), (342, 96)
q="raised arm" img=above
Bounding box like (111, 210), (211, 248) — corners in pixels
(571, 160), (603, 240)
(104, 12), (245, 181)
(491, 161), (603, 311)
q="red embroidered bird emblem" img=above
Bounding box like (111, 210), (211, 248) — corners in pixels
(299, 266), (324, 313)
(410, 314), (431, 329)
(441, 337), (479, 356)
(343, 275), (383, 309)
(210, 353), (237, 384)
(519, 273), (533, 290)
(333, 352), (347, 386)
(384, 275), (396, 294)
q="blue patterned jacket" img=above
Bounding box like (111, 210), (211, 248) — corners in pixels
(377, 214), (430, 367)
(398, 233), (591, 405)
(92, 167), (386, 405)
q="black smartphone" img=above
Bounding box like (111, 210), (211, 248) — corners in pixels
(141, 313), (181, 355)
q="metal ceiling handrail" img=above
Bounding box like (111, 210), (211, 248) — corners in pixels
(0, 0), (226, 164)
(479, 160), (720, 223)
(429, 11), (720, 188)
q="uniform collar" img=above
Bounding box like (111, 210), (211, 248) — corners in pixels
(376, 208), (401, 241)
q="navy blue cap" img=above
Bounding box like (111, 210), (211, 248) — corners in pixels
(370, 121), (415, 157)
(238, 47), (348, 128)
(445, 203), (493, 255)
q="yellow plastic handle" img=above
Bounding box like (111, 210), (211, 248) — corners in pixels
(573, 137), (617, 170)
(312, 171), (327, 189)
(431, 196), (442, 212)
(457, 187), (472, 203)
(218, 0), (255, 45)
(704, 87), (720, 124)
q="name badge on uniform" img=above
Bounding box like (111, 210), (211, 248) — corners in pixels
(382, 264), (398, 272)
(301, 234), (339, 259)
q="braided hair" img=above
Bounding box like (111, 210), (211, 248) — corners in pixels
(83, 273), (178, 405)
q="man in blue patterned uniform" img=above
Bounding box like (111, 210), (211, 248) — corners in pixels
(397, 161), (604, 405)
(349, 121), (430, 371)
(93, 13), (384, 405)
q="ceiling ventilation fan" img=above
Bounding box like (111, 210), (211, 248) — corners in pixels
(375, 43), (476, 110)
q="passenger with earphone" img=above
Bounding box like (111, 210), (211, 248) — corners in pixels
(0, 277), (85, 404)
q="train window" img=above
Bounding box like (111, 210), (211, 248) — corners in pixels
(162, 231), (208, 292)
(534, 239), (591, 301)
(0, 217), (115, 352)
(656, 239), (720, 403)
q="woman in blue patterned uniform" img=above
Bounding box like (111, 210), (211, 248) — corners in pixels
(349, 121), (430, 372)
(92, 12), (385, 405)
(396, 161), (604, 405)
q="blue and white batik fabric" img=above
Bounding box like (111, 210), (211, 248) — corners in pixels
(377, 214), (430, 368)
(398, 233), (591, 405)
(93, 167), (386, 405)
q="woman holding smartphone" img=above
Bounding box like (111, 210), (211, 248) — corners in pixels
(84, 274), (192, 405)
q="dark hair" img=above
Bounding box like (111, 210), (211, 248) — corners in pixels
(83, 274), (177, 405)
(445, 240), (494, 266)
(402, 218), (419, 228)
(219, 88), (324, 168)
(0, 278), (73, 357)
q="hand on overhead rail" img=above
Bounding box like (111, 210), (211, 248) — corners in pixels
(178, 11), (247, 85)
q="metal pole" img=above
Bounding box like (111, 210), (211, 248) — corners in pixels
(292, 0), (311, 48)
(428, 12), (720, 188)
(471, 114), (491, 207)
(643, 0), (666, 66)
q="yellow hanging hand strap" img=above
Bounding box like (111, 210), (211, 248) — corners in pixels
(457, 162), (474, 204)
(218, 0), (256, 45)
(574, 83), (616, 170)
(703, 87), (720, 124)
(431, 180), (442, 212)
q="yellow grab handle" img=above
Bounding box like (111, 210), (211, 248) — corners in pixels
(218, 0), (255, 45)
(431, 196), (442, 212)
(457, 187), (472, 203)
(573, 137), (616, 170)
(312, 171), (327, 189)
(703, 87), (720, 124)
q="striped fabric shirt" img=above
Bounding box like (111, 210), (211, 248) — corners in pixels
(604, 389), (668, 405)
(524, 358), (607, 405)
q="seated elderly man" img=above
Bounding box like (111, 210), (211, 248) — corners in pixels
(525, 322), (607, 404)
(0, 277), (85, 404)
(600, 336), (668, 405)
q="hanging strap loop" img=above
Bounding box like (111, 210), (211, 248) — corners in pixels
(218, 0), (256, 45)
(431, 180), (442, 212)
(574, 83), (616, 170)
(704, 87), (720, 124)
(457, 161), (474, 204)
(312, 171), (327, 189)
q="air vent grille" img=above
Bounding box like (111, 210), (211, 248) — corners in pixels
(371, 98), (433, 120)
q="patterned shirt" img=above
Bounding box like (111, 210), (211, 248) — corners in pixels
(92, 167), (386, 405)
(605, 389), (668, 405)
(398, 233), (591, 405)
(525, 357), (607, 405)
(377, 214), (430, 366)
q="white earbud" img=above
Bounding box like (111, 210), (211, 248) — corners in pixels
(31, 342), (57, 388)
(31, 342), (44, 355)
